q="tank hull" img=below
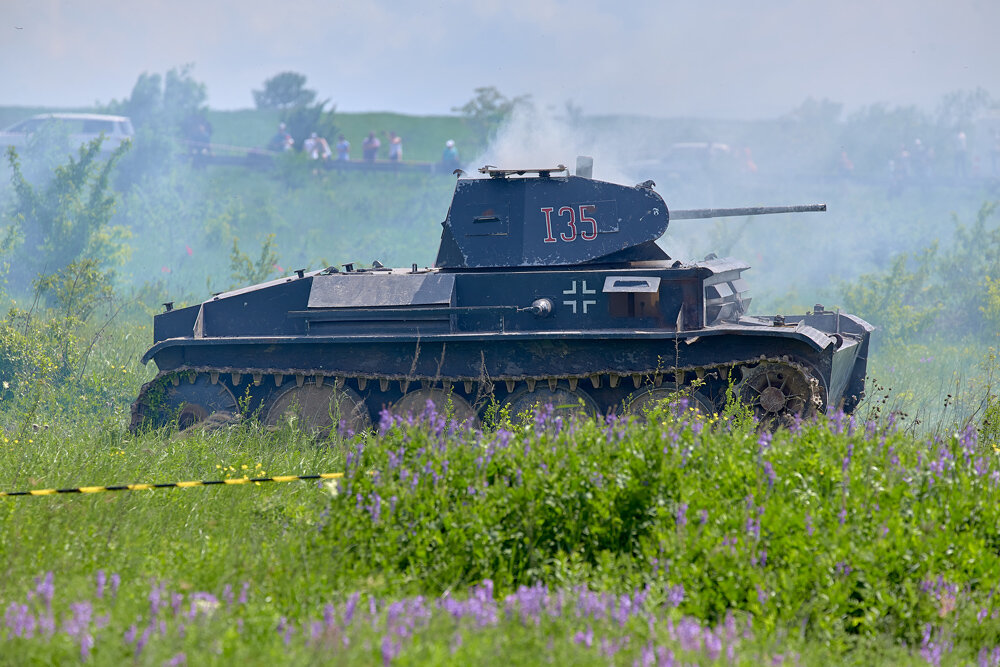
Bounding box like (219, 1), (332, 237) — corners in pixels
(135, 311), (871, 430)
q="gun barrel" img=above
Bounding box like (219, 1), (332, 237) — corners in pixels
(670, 204), (826, 220)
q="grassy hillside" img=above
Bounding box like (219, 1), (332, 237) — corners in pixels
(205, 109), (479, 163)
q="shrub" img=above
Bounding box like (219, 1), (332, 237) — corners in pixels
(319, 404), (1000, 649)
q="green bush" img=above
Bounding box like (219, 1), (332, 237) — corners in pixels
(840, 201), (999, 349)
(319, 405), (1000, 652)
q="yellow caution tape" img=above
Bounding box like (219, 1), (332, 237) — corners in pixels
(0, 473), (344, 498)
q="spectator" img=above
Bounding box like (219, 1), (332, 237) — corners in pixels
(362, 131), (381, 162)
(388, 131), (403, 162)
(912, 138), (931, 180)
(897, 143), (912, 181)
(442, 139), (459, 171)
(183, 113), (213, 155)
(268, 122), (293, 152)
(954, 130), (968, 179)
(303, 132), (331, 160)
(336, 134), (350, 161)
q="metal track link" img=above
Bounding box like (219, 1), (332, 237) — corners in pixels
(131, 355), (825, 431)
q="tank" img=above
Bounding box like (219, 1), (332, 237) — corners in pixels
(132, 162), (873, 433)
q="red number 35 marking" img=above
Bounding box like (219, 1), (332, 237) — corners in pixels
(541, 205), (598, 243)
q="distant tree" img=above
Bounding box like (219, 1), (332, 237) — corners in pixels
(784, 97), (844, 126)
(253, 72), (317, 110)
(113, 72), (162, 128)
(936, 87), (994, 129)
(282, 100), (338, 152)
(100, 65), (208, 190)
(453, 86), (532, 144)
(104, 64), (207, 131)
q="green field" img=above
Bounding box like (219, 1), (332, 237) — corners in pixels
(0, 104), (999, 664)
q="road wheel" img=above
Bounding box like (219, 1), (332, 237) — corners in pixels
(502, 382), (600, 421)
(625, 386), (714, 418)
(388, 388), (479, 428)
(132, 373), (238, 431)
(737, 361), (820, 430)
(264, 380), (370, 437)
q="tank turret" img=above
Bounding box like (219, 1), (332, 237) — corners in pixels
(132, 162), (872, 434)
(435, 165), (825, 269)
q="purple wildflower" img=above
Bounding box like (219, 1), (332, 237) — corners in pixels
(677, 617), (702, 652)
(34, 572), (54, 606)
(976, 457), (988, 477)
(675, 503), (688, 530)
(378, 407), (394, 432)
(762, 460), (776, 490)
(757, 431), (772, 451)
(238, 582), (250, 605)
(136, 625), (152, 657)
(277, 616), (294, 645)
(343, 593), (360, 627)
(5, 602), (36, 639)
(667, 584), (685, 608)
(704, 629), (723, 660)
(920, 623), (943, 667)
(368, 493), (382, 523)
(789, 413), (803, 434)
(381, 635), (400, 665)
(77, 632), (94, 661)
(95, 571), (106, 599)
(842, 442), (854, 475)
(148, 581), (166, 617)
(745, 498), (762, 541)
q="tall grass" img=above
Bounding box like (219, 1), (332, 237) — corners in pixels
(0, 401), (998, 663)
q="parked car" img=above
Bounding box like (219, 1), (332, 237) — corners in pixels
(0, 113), (134, 153)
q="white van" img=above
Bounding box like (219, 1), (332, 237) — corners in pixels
(0, 113), (134, 153)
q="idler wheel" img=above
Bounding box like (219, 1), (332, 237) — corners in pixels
(625, 386), (715, 417)
(135, 374), (238, 431)
(388, 388), (479, 427)
(502, 381), (599, 421)
(264, 380), (371, 437)
(737, 362), (819, 430)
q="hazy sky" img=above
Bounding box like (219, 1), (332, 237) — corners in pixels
(2, 0), (998, 118)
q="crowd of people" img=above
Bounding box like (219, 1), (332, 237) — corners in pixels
(266, 124), (460, 170)
(884, 129), (1000, 196)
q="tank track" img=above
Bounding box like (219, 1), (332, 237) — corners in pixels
(130, 354), (826, 432)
